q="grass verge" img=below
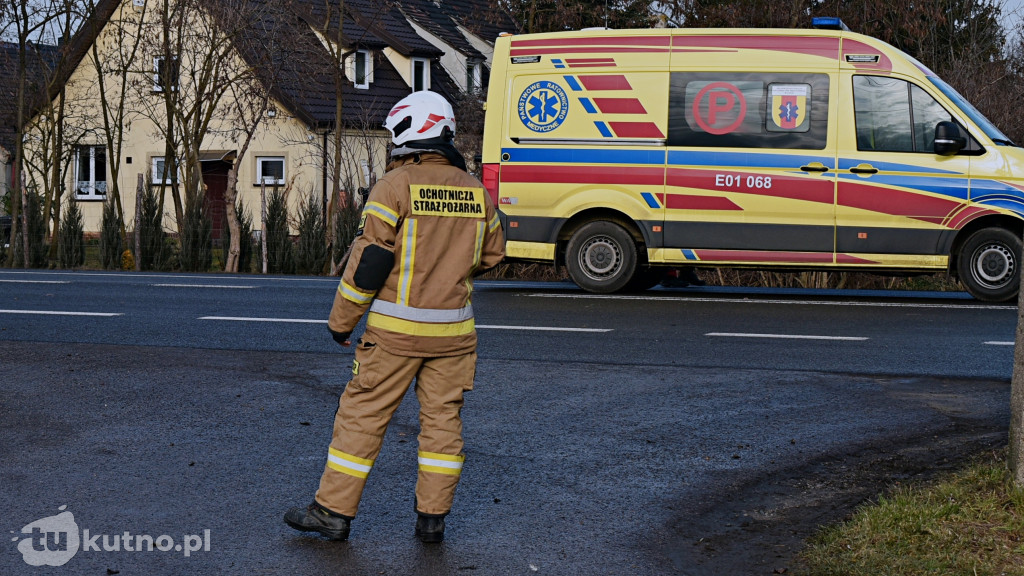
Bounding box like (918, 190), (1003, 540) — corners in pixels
(794, 449), (1024, 576)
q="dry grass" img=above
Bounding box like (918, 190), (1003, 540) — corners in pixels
(480, 263), (964, 292)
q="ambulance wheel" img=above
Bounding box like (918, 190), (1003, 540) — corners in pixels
(566, 221), (638, 293)
(957, 227), (1021, 302)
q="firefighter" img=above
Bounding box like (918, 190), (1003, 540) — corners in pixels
(284, 91), (505, 544)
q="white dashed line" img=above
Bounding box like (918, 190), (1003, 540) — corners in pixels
(706, 332), (868, 341)
(0, 309), (122, 317)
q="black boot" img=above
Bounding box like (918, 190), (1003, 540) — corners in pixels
(284, 501), (351, 541)
(415, 513), (445, 543)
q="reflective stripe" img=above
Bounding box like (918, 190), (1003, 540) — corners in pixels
(398, 219), (417, 306)
(326, 447), (374, 479)
(363, 202), (399, 227)
(367, 312), (475, 337)
(369, 300), (474, 323)
(488, 213), (500, 233)
(338, 280), (375, 305)
(473, 221), (486, 269)
(418, 451), (464, 476)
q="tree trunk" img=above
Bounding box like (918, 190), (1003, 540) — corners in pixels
(1010, 259), (1024, 485)
(223, 165), (241, 273)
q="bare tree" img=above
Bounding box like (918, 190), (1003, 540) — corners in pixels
(84, 0), (149, 242)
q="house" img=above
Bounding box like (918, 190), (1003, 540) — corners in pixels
(13, 0), (510, 243)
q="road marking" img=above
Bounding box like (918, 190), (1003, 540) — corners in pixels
(985, 341), (1015, 346)
(199, 316), (611, 332)
(0, 309), (122, 317)
(153, 284), (255, 289)
(707, 332), (868, 341)
(201, 316), (326, 323)
(0, 279), (70, 284)
(477, 325), (612, 333)
(525, 293), (1015, 310)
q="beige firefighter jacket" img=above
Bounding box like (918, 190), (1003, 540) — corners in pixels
(328, 152), (505, 357)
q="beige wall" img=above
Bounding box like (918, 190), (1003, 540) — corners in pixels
(22, 0), (391, 236)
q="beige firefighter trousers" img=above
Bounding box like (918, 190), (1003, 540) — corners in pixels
(315, 339), (476, 518)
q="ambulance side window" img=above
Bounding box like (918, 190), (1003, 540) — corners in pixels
(853, 75), (954, 153)
(667, 72), (829, 149)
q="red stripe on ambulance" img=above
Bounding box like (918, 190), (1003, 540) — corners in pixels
(593, 98), (646, 114)
(500, 164), (665, 186)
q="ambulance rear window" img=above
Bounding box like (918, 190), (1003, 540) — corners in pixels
(668, 72), (829, 150)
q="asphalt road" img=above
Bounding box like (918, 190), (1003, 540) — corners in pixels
(0, 270), (1015, 575)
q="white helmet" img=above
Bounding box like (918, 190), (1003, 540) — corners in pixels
(384, 91), (456, 146)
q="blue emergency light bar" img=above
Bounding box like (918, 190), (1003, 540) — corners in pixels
(812, 17), (851, 31)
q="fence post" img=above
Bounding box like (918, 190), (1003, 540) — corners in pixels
(135, 174), (143, 271)
(261, 179), (268, 274)
(20, 171), (28, 268)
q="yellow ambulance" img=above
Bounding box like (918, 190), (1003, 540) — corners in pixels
(480, 18), (1024, 301)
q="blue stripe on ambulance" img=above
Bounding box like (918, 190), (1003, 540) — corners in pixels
(552, 59), (566, 69)
(641, 192), (661, 208)
(835, 158), (962, 175)
(681, 249), (699, 261)
(502, 147), (666, 164)
(595, 122), (614, 137)
(579, 98), (598, 113)
(563, 76), (583, 91)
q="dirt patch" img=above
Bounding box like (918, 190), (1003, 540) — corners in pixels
(662, 419), (1007, 575)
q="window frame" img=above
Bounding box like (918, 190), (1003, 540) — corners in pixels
(466, 60), (482, 94)
(151, 156), (180, 185)
(412, 57), (430, 92)
(74, 145), (107, 200)
(255, 156), (286, 186)
(153, 56), (179, 92)
(353, 49), (372, 89)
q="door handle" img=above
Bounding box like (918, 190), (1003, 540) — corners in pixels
(800, 162), (829, 172)
(849, 164), (878, 175)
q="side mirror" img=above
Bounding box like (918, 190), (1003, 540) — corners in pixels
(934, 121), (967, 156)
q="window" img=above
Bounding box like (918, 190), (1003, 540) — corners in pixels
(255, 156), (285, 186)
(75, 145), (107, 199)
(466, 61), (482, 94)
(412, 58), (430, 92)
(853, 75), (955, 153)
(151, 156), (180, 185)
(352, 50), (372, 89)
(153, 56), (179, 92)
(668, 72), (829, 149)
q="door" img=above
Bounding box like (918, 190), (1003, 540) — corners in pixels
(835, 73), (971, 267)
(662, 71), (838, 266)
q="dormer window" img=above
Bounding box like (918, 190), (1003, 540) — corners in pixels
(352, 49), (372, 89)
(412, 57), (430, 92)
(466, 61), (482, 94)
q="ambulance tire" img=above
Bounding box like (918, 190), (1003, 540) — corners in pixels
(957, 227), (1022, 302)
(566, 221), (638, 294)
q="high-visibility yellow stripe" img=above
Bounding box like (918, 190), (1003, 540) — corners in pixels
(488, 213), (500, 233)
(418, 451), (464, 476)
(398, 219), (417, 306)
(367, 312), (475, 337)
(473, 221), (485, 269)
(363, 202), (399, 227)
(338, 280), (374, 305)
(326, 447), (374, 479)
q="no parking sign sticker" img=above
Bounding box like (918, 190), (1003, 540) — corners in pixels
(691, 81), (747, 136)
